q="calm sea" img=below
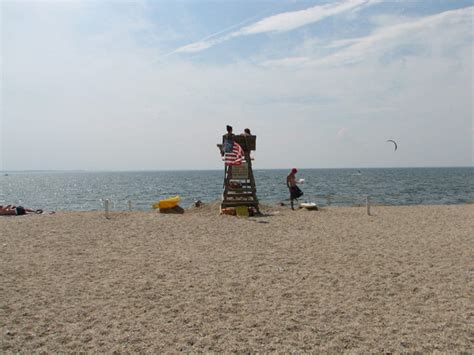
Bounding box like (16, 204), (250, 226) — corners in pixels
(0, 168), (472, 211)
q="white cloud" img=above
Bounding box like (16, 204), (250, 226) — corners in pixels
(261, 56), (310, 67)
(312, 6), (474, 66)
(236, 0), (368, 35)
(173, 0), (373, 54)
(175, 40), (215, 53)
(261, 6), (473, 69)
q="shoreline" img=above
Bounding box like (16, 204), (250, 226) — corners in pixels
(2, 166), (473, 173)
(1, 204), (472, 352)
(2, 201), (472, 214)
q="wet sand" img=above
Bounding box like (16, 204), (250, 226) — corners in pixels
(1, 204), (472, 352)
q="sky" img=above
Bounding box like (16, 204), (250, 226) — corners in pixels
(1, 0), (472, 171)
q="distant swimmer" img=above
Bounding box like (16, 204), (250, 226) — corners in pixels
(387, 139), (398, 151)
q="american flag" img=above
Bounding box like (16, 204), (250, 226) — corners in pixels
(223, 141), (245, 166)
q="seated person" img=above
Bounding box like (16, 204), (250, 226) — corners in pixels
(218, 125), (235, 156)
(223, 125), (234, 153)
(241, 128), (251, 136)
(224, 125), (234, 139)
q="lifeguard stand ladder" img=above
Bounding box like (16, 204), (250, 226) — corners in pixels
(221, 135), (260, 213)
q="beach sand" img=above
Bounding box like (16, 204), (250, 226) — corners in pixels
(1, 204), (472, 352)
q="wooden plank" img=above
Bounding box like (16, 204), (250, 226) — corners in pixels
(231, 163), (248, 179)
(227, 189), (256, 194)
(221, 201), (259, 207)
(223, 197), (256, 201)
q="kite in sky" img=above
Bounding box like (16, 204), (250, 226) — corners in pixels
(387, 140), (398, 151)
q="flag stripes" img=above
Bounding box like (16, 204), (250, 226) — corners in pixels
(223, 141), (245, 166)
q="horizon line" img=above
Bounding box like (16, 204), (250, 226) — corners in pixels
(1, 165), (473, 173)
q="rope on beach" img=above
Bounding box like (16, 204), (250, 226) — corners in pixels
(301, 194), (372, 215)
(102, 195), (374, 216)
(306, 194), (368, 206)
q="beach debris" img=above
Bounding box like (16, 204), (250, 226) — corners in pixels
(159, 205), (184, 214)
(387, 139), (398, 151)
(152, 196), (184, 214)
(236, 206), (249, 217)
(266, 211), (280, 216)
(249, 207), (259, 216)
(220, 206), (258, 217)
(153, 196), (180, 210)
(220, 206), (257, 217)
(193, 200), (203, 208)
(220, 207), (236, 216)
(300, 202), (319, 211)
(249, 219), (269, 224)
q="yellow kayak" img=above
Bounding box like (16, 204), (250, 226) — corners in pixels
(153, 196), (180, 209)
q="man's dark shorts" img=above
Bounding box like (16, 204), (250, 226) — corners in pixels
(290, 186), (303, 200)
(15, 206), (26, 215)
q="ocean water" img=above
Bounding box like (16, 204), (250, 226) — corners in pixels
(0, 168), (472, 211)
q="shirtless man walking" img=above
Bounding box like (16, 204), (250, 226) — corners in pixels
(287, 168), (303, 210)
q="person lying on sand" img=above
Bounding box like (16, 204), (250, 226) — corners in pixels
(0, 205), (43, 216)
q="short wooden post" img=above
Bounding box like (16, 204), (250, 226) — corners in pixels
(128, 200), (132, 211)
(104, 199), (110, 219)
(366, 195), (371, 216)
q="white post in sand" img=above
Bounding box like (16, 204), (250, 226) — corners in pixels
(327, 195), (332, 206)
(128, 200), (132, 211)
(366, 195), (371, 216)
(104, 199), (110, 219)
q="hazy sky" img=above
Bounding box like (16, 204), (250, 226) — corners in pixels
(1, 0), (472, 171)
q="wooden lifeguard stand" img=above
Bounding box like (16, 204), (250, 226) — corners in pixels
(221, 134), (260, 213)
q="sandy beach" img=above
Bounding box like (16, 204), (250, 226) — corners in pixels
(1, 204), (472, 352)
